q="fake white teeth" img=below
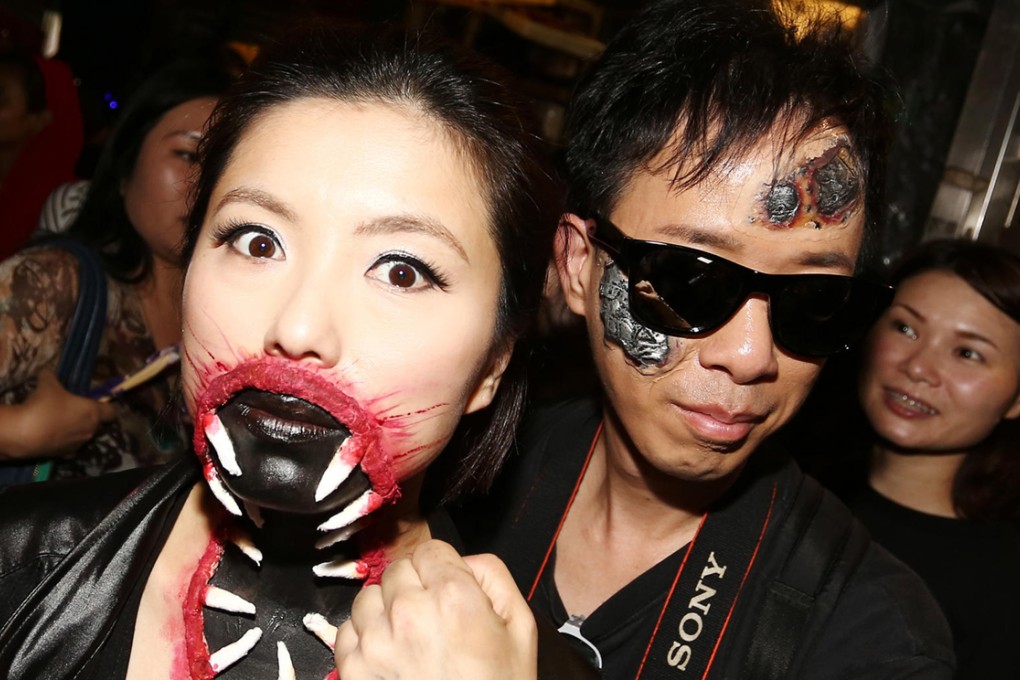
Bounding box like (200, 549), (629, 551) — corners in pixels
(277, 641), (296, 680)
(243, 501), (265, 529)
(229, 532), (263, 566)
(314, 518), (368, 551)
(313, 558), (367, 580)
(314, 440), (356, 502)
(303, 612), (338, 651)
(206, 415), (242, 476)
(207, 469), (242, 517)
(209, 626), (263, 674)
(317, 489), (379, 533)
(204, 585), (256, 615)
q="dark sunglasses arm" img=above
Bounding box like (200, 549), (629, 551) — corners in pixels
(587, 215), (625, 259)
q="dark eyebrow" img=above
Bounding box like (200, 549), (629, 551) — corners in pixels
(166, 130), (202, 141)
(795, 250), (856, 271)
(654, 223), (855, 271)
(898, 303), (997, 347)
(354, 214), (469, 263)
(957, 329), (998, 348)
(214, 187), (297, 222)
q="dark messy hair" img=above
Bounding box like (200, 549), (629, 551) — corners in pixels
(65, 61), (232, 283)
(565, 0), (894, 265)
(0, 49), (46, 113)
(889, 239), (1020, 522)
(183, 24), (560, 501)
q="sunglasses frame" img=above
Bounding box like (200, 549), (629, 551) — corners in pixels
(587, 214), (893, 356)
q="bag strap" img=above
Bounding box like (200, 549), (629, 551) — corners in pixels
(53, 238), (108, 394)
(740, 475), (869, 679)
(31, 238), (108, 482)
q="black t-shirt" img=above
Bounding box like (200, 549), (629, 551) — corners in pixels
(455, 397), (956, 679)
(532, 540), (688, 679)
(848, 486), (1020, 679)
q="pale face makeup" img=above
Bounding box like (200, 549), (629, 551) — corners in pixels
(182, 99), (506, 522)
(123, 97), (217, 263)
(860, 270), (1020, 454)
(575, 124), (865, 483)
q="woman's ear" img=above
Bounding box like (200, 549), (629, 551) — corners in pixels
(1004, 389), (1020, 421)
(555, 213), (597, 318)
(464, 341), (514, 414)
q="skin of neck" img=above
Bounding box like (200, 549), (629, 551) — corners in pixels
(580, 408), (743, 548)
(868, 442), (966, 518)
(136, 255), (184, 349)
(554, 407), (745, 616)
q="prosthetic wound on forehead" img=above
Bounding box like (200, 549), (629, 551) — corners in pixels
(760, 141), (859, 230)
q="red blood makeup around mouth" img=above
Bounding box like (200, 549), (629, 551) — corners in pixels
(193, 357), (400, 503)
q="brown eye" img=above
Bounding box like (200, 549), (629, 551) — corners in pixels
(388, 263), (418, 288)
(248, 234), (277, 258)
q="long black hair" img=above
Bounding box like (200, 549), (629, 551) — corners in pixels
(184, 24), (560, 501)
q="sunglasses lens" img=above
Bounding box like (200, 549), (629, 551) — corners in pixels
(628, 248), (744, 334)
(772, 278), (887, 356)
(625, 243), (889, 356)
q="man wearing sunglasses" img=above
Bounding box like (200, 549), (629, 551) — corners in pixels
(334, 1), (955, 678)
(461, 0), (952, 676)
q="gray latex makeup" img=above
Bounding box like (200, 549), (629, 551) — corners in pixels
(599, 259), (672, 370)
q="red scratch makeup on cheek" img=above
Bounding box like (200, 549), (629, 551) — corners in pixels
(372, 402), (452, 480)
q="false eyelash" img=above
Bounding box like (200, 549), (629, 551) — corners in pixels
(209, 219), (278, 247)
(374, 251), (451, 290)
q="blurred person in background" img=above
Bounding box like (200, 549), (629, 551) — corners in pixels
(847, 238), (1020, 679)
(0, 49), (82, 260)
(0, 61), (231, 479)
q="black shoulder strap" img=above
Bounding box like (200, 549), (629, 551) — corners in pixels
(51, 238), (108, 395)
(740, 474), (870, 679)
(0, 239), (108, 487)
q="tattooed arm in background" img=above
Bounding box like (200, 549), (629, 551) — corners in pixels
(0, 248), (115, 460)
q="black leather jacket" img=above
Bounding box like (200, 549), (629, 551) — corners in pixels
(0, 458), (598, 680)
(0, 458), (196, 677)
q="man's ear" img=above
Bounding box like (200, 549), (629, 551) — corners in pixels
(555, 213), (597, 318)
(464, 341), (514, 414)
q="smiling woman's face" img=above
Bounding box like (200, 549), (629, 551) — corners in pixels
(182, 99), (507, 520)
(859, 270), (1020, 454)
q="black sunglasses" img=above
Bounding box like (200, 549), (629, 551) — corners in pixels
(588, 216), (893, 357)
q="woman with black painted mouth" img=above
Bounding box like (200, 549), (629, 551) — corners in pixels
(0, 23), (561, 680)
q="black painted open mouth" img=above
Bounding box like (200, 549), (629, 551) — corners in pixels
(211, 389), (371, 514)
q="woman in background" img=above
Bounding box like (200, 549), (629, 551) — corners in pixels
(0, 62), (230, 478)
(850, 238), (1020, 678)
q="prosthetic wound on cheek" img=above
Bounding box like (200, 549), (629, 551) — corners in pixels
(599, 260), (675, 371)
(759, 142), (859, 230)
(179, 357), (401, 679)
